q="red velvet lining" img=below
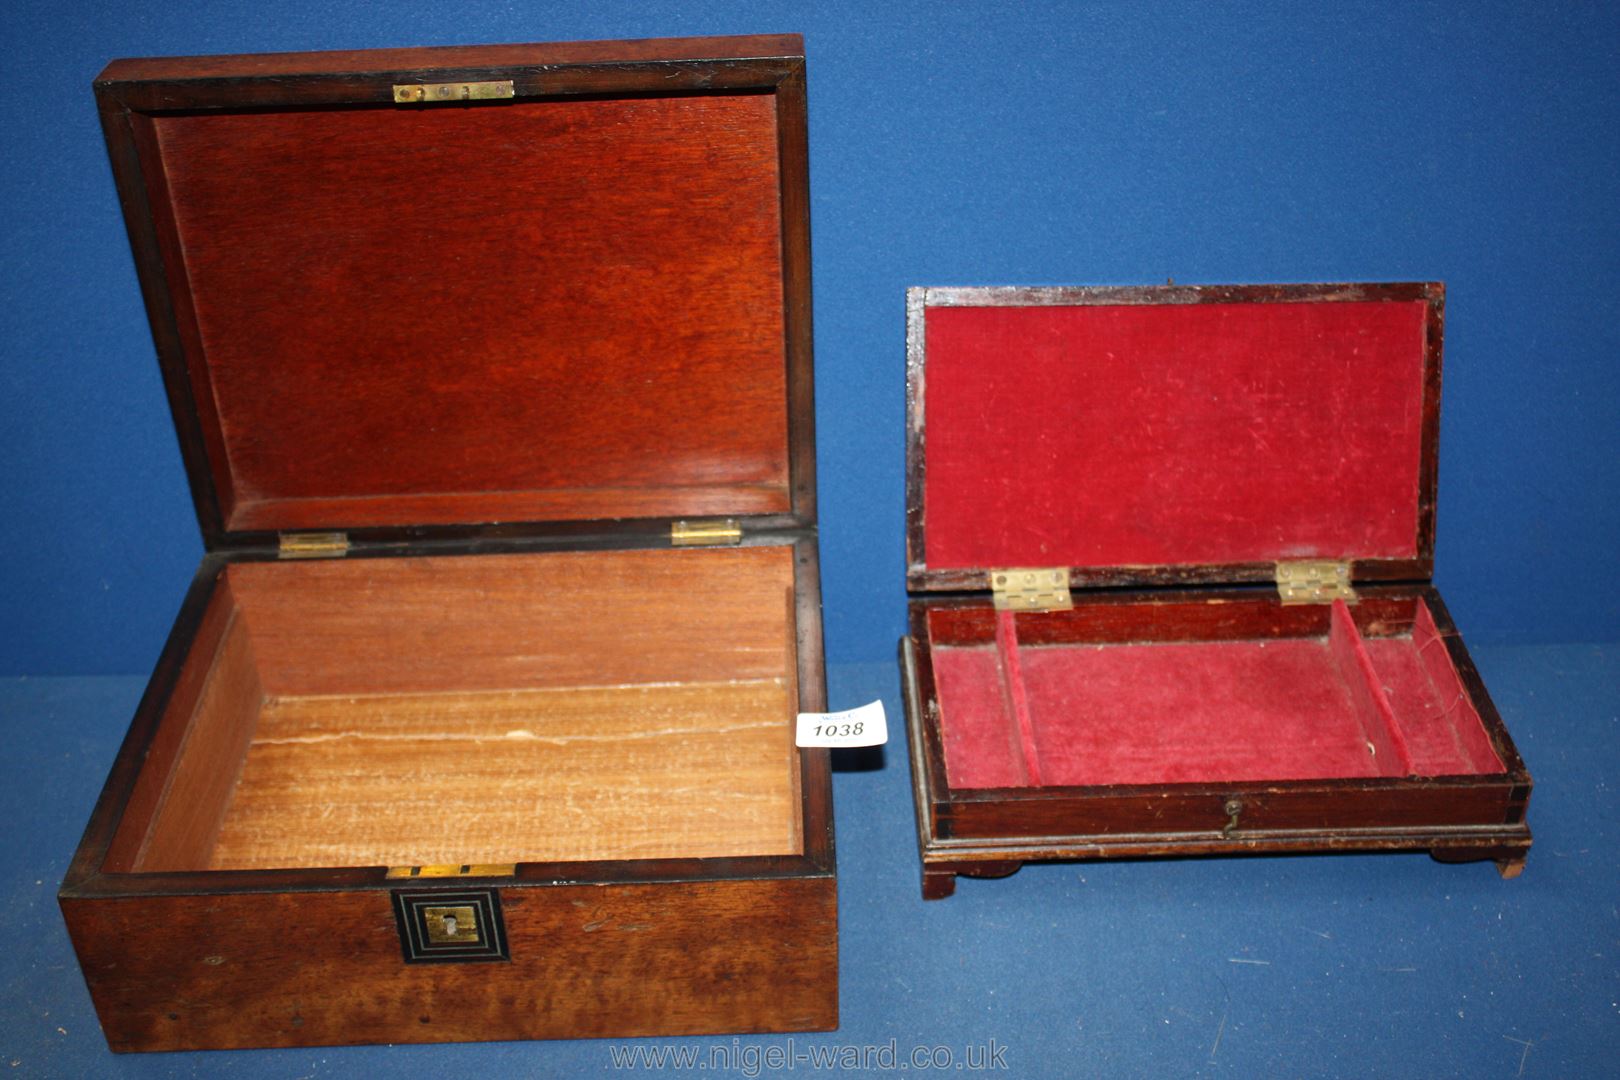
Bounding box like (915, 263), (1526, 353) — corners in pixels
(933, 643), (1031, 788)
(931, 599), (1503, 789)
(995, 610), (1043, 784)
(1329, 600), (1413, 773)
(921, 300), (1428, 571)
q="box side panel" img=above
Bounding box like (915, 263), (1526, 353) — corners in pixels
(62, 876), (836, 1051)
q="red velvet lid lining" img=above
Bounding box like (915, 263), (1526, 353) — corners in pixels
(910, 287), (1439, 585)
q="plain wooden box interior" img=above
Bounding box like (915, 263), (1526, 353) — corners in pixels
(104, 545), (805, 875)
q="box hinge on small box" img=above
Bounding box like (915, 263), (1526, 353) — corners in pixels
(277, 532), (350, 560)
(990, 568), (1072, 612)
(392, 80), (515, 104)
(671, 519), (742, 547)
(1275, 559), (1356, 605)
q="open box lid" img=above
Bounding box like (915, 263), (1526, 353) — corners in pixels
(94, 36), (814, 550)
(906, 283), (1444, 593)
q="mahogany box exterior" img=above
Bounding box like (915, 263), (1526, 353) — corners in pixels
(62, 37), (836, 1050)
(899, 283), (1531, 899)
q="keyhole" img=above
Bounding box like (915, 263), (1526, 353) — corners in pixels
(1222, 797), (1243, 838)
(441, 915), (458, 935)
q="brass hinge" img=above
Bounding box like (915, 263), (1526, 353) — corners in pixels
(1276, 559), (1356, 604)
(671, 519), (743, 547)
(385, 863), (517, 879)
(277, 532), (350, 560)
(392, 80), (515, 104)
(990, 568), (1073, 612)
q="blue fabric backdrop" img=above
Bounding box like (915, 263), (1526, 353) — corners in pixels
(3, 0), (1617, 675)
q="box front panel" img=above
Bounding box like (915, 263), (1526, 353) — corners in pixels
(935, 782), (1522, 841)
(63, 876), (836, 1051)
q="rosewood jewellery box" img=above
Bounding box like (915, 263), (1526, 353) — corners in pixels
(62, 36), (836, 1051)
(899, 283), (1532, 900)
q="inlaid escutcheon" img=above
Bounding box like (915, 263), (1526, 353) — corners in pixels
(391, 888), (508, 964)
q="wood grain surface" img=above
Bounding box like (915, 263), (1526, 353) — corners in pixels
(227, 546), (797, 696)
(209, 680), (800, 870)
(149, 92), (789, 532)
(62, 875), (837, 1051)
(111, 546), (802, 872)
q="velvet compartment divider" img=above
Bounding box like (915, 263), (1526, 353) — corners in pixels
(934, 597), (1503, 791)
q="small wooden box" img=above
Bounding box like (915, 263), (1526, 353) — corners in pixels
(62, 37), (836, 1050)
(900, 283), (1531, 899)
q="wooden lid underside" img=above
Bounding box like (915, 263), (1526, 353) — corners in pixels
(97, 38), (812, 544)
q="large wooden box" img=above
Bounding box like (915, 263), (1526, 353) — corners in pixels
(62, 36), (836, 1050)
(900, 283), (1531, 899)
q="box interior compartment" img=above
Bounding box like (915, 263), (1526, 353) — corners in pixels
(106, 546), (803, 873)
(928, 595), (1505, 789)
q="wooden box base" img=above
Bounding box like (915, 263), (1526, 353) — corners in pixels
(900, 586), (1531, 899)
(62, 543), (837, 1050)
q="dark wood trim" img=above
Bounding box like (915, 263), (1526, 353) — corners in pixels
(918, 281), (1441, 310)
(940, 771), (1526, 805)
(213, 518), (815, 561)
(95, 97), (228, 543)
(915, 830), (1532, 900)
(904, 604), (952, 828)
(912, 557), (1434, 594)
(903, 287), (929, 584)
(98, 64), (804, 113)
(936, 783), (1522, 840)
(1415, 291), (1446, 580)
(777, 60), (817, 530)
(63, 854), (834, 903)
(792, 536), (836, 873)
(95, 35), (806, 95)
(899, 631), (951, 876)
(921, 584), (1439, 649)
(903, 282), (1444, 590)
(1419, 585), (1528, 779)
